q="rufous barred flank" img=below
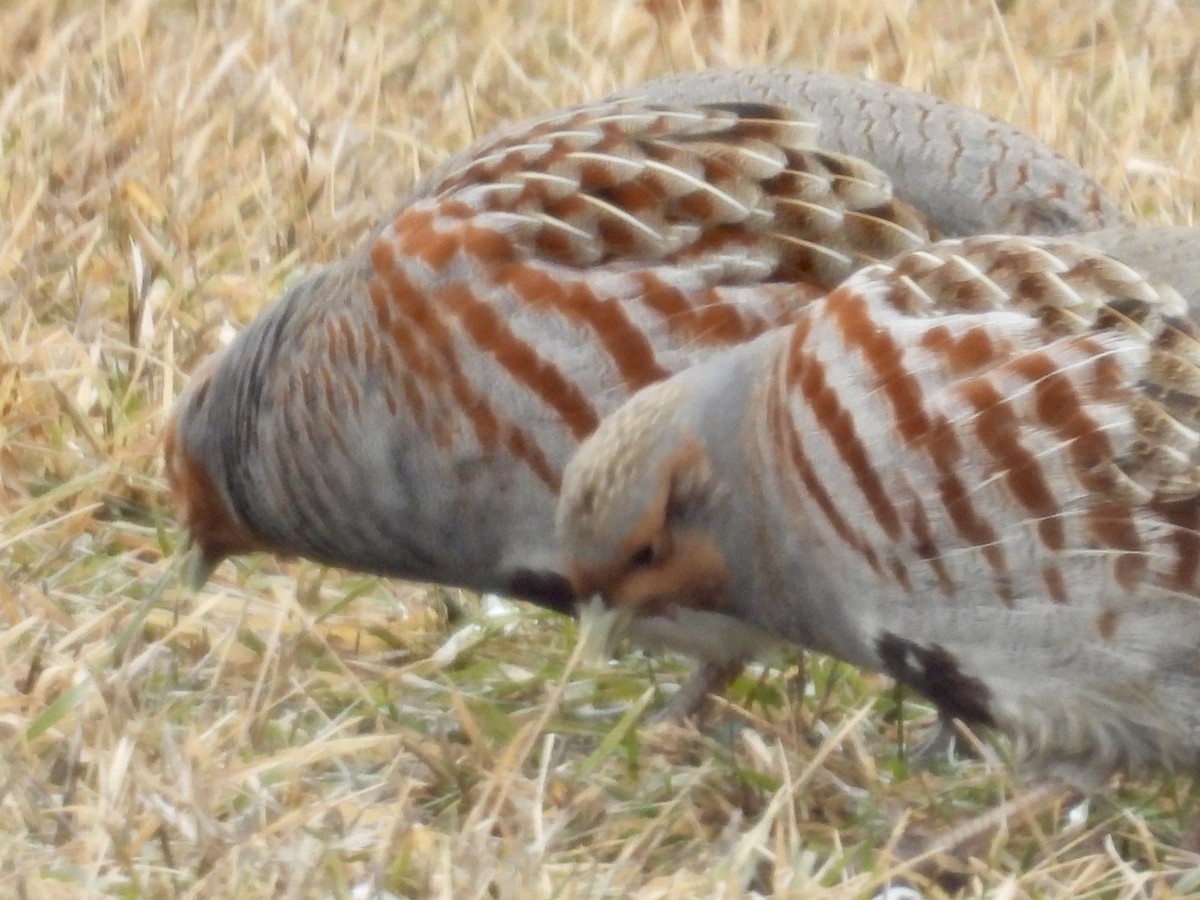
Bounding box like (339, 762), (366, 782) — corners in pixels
(165, 68), (1129, 706)
(557, 234), (1200, 785)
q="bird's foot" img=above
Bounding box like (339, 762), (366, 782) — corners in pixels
(649, 659), (745, 724)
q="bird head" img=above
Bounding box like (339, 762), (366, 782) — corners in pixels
(556, 378), (735, 650)
(164, 352), (272, 588)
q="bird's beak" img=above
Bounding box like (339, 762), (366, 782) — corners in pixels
(577, 595), (634, 663)
(181, 540), (221, 591)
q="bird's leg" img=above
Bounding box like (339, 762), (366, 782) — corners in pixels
(908, 713), (958, 766)
(650, 658), (746, 723)
(1179, 812), (1200, 853)
(909, 714), (985, 767)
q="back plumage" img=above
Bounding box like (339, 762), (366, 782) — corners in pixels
(615, 67), (1127, 237)
(557, 234), (1200, 785)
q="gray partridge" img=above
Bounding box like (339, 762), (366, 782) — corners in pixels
(165, 69), (1125, 711)
(166, 94), (935, 604)
(557, 233), (1200, 786)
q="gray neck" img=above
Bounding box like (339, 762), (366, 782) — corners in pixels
(711, 329), (881, 668)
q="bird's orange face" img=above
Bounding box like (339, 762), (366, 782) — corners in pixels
(564, 439), (732, 619)
(164, 365), (273, 585)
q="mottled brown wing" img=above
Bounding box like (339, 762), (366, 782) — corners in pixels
(400, 99), (932, 285)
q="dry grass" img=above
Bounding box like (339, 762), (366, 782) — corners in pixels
(5, 0), (1200, 896)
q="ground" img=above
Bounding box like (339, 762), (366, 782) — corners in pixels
(4, 0), (1200, 896)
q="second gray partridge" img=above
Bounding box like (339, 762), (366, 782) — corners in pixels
(557, 233), (1200, 785)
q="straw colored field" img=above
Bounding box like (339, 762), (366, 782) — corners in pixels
(3, 0), (1200, 896)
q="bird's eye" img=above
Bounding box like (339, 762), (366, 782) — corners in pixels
(629, 543), (656, 568)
